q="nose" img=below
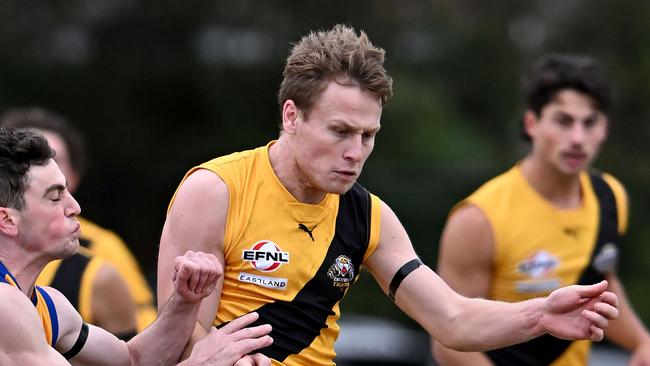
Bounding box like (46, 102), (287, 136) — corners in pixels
(64, 191), (81, 217)
(570, 123), (586, 145)
(343, 134), (364, 163)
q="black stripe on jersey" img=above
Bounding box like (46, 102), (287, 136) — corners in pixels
(50, 253), (91, 310)
(580, 172), (619, 285)
(234, 182), (372, 362)
(486, 172), (619, 366)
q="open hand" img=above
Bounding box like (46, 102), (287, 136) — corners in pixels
(542, 280), (619, 341)
(186, 312), (273, 366)
(173, 250), (222, 303)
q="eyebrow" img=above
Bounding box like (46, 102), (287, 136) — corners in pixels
(42, 184), (66, 198)
(332, 120), (381, 133)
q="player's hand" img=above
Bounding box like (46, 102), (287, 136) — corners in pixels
(173, 250), (222, 303)
(541, 280), (619, 341)
(185, 312), (273, 366)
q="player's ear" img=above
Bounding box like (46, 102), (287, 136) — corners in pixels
(523, 110), (538, 140)
(282, 100), (301, 134)
(0, 207), (19, 237)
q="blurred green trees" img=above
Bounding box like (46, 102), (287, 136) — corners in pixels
(0, 0), (648, 325)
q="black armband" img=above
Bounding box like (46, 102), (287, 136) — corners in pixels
(62, 322), (89, 360)
(388, 258), (423, 301)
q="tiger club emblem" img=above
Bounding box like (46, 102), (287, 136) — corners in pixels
(327, 255), (355, 290)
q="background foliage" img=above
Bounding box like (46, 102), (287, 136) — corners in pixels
(1, 0), (648, 330)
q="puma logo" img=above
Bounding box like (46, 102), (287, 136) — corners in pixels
(298, 223), (316, 241)
(563, 227), (579, 238)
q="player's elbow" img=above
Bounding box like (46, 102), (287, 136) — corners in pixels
(431, 339), (456, 365)
(432, 297), (486, 352)
(428, 306), (467, 350)
(435, 329), (474, 351)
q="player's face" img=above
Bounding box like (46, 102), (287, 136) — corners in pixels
(294, 82), (382, 196)
(526, 89), (608, 176)
(17, 159), (81, 259)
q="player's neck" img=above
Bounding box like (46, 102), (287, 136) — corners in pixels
(0, 252), (48, 298)
(269, 139), (327, 204)
(519, 158), (583, 209)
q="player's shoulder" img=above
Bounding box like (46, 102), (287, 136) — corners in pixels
(37, 286), (83, 333)
(599, 171), (626, 192)
(37, 286), (71, 306)
(588, 170), (628, 203)
(203, 147), (257, 167)
(449, 168), (516, 222)
(37, 286), (78, 316)
(0, 285), (50, 348)
(0, 284), (51, 332)
(448, 203), (490, 226)
(0, 283), (35, 310)
(471, 166), (519, 197)
(176, 168), (229, 205)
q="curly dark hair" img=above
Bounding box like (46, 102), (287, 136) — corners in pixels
(0, 127), (54, 210)
(524, 54), (612, 116)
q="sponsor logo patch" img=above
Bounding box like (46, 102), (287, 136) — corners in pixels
(242, 240), (289, 272)
(327, 255), (355, 291)
(517, 250), (558, 278)
(593, 243), (618, 274)
(238, 272), (287, 290)
(516, 279), (561, 293)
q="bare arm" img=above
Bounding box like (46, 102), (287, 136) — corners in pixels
(365, 201), (619, 352)
(57, 252), (220, 366)
(157, 169), (229, 355)
(604, 274), (650, 365)
(91, 262), (137, 338)
(0, 286), (70, 365)
(431, 205), (495, 365)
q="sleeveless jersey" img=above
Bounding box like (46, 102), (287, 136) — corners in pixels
(36, 247), (104, 324)
(457, 165), (627, 366)
(171, 142), (382, 366)
(1, 261), (59, 347)
(76, 216), (156, 331)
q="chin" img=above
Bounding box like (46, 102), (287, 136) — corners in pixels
(60, 240), (80, 258)
(331, 182), (356, 194)
(316, 175), (357, 195)
(560, 164), (585, 176)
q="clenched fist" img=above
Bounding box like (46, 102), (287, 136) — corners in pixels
(173, 250), (222, 303)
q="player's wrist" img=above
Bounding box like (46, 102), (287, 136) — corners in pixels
(168, 292), (203, 309)
(527, 297), (548, 338)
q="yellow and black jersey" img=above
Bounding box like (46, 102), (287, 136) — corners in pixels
(1, 261), (59, 347)
(76, 216), (156, 331)
(455, 165), (627, 366)
(36, 247), (103, 324)
(171, 142), (382, 366)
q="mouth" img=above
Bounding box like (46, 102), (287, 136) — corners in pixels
(334, 170), (357, 181)
(71, 223), (81, 237)
(561, 151), (588, 168)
